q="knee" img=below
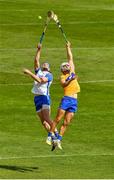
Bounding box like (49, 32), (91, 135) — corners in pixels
(63, 120), (69, 127)
(56, 117), (61, 123)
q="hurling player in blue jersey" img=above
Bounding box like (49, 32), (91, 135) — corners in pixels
(24, 43), (57, 145)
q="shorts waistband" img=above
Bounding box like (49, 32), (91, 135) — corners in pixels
(63, 96), (77, 100)
(64, 93), (77, 99)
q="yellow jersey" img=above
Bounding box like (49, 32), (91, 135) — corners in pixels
(60, 72), (80, 98)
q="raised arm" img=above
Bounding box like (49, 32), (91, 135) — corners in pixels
(66, 41), (75, 72)
(60, 73), (76, 87)
(23, 68), (50, 83)
(23, 68), (41, 83)
(34, 43), (42, 70)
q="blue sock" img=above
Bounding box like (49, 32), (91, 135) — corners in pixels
(51, 133), (56, 141)
(54, 131), (59, 138)
(48, 132), (56, 140)
(58, 134), (62, 141)
(48, 132), (52, 137)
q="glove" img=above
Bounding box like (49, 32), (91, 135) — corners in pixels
(66, 73), (75, 81)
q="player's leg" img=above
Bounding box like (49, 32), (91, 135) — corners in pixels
(37, 111), (50, 132)
(57, 111), (74, 150)
(46, 108), (65, 147)
(60, 111), (74, 136)
(51, 108), (65, 133)
(37, 107), (53, 145)
(50, 97), (67, 139)
(50, 96), (68, 134)
(34, 96), (49, 129)
(41, 108), (53, 127)
(49, 108), (65, 150)
(59, 97), (78, 139)
(35, 95), (53, 131)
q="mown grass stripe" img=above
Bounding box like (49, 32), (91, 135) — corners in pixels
(0, 79), (114, 86)
(0, 153), (114, 160)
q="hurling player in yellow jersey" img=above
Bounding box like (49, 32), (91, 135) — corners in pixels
(47, 41), (80, 150)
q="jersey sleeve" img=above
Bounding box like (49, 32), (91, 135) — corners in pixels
(45, 73), (53, 82)
(65, 73), (76, 81)
(34, 68), (40, 74)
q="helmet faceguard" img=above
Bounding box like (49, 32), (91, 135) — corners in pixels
(60, 62), (70, 73)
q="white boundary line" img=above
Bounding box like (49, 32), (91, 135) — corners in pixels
(0, 179), (113, 180)
(0, 153), (114, 160)
(0, 79), (114, 86)
(0, 83), (32, 86)
(1, 21), (114, 26)
(0, 7), (114, 11)
(80, 79), (114, 83)
(0, 47), (114, 51)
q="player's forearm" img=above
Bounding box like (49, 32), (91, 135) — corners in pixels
(34, 44), (42, 68)
(66, 43), (75, 72)
(34, 49), (41, 68)
(61, 73), (77, 87)
(66, 46), (73, 61)
(61, 79), (73, 87)
(30, 72), (41, 83)
(24, 69), (41, 83)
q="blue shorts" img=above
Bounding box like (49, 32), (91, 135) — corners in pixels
(34, 95), (51, 112)
(59, 96), (78, 113)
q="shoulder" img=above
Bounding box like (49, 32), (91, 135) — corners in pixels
(61, 74), (64, 78)
(60, 74), (66, 80)
(35, 67), (41, 74)
(45, 72), (53, 81)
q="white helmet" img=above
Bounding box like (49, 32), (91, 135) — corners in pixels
(60, 62), (70, 72)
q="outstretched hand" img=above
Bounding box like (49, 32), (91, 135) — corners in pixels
(37, 43), (42, 50)
(23, 68), (30, 75)
(66, 41), (71, 48)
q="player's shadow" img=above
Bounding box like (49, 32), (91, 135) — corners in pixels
(0, 165), (39, 173)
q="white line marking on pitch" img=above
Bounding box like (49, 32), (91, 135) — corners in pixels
(1, 21), (114, 26)
(0, 79), (114, 86)
(80, 79), (114, 83)
(0, 7), (114, 11)
(0, 153), (114, 160)
(0, 47), (114, 51)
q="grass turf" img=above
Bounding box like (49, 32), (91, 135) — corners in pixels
(0, 0), (114, 178)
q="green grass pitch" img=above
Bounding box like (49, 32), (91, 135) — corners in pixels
(0, 0), (114, 178)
